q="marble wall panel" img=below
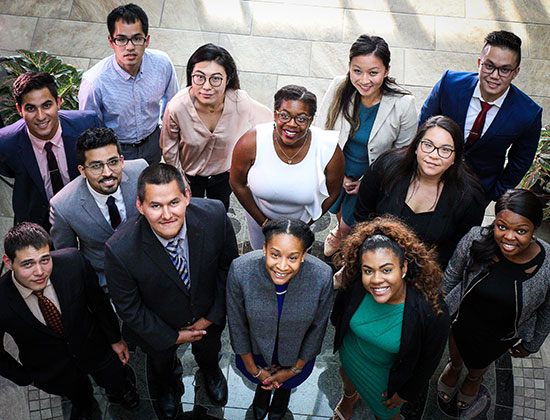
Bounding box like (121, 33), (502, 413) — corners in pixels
(465, 0), (550, 25)
(531, 96), (550, 127)
(0, 14), (37, 51)
(219, 34), (311, 76)
(512, 58), (550, 99)
(403, 85), (433, 114)
(238, 71), (278, 109)
(404, 49), (477, 86)
(249, 0), (346, 8)
(162, 0), (253, 34)
(346, 0), (465, 17)
(526, 24), (550, 60)
(148, 28), (218, 67)
(435, 17), (528, 55)
(70, 0), (163, 27)
(310, 42), (349, 79)
(343, 9), (435, 50)
(277, 75), (332, 107)
(0, 0), (72, 18)
(55, 55), (90, 71)
(251, 2), (344, 42)
(31, 19), (110, 59)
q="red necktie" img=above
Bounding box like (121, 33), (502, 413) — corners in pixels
(465, 101), (493, 150)
(34, 290), (64, 336)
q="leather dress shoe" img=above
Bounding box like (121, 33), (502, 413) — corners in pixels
(107, 385), (140, 409)
(252, 384), (272, 420)
(157, 382), (184, 420)
(203, 367), (228, 406)
(70, 399), (94, 420)
(268, 388), (291, 420)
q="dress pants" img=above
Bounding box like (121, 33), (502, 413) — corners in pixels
(187, 172), (231, 211)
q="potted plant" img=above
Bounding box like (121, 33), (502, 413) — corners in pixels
(0, 49), (82, 126)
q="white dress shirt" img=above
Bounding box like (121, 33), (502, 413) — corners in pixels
(464, 82), (510, 141)
(85, 180), (127, 225)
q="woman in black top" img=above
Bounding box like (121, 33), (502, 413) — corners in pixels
(354, 115), (485, 268)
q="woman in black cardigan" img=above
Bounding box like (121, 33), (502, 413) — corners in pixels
(354, 115), (485, 268)
(331, 216), (450, 420)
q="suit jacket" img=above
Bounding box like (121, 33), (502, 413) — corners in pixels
(0, 110), (102, 229)
(0, 249), (121, 391)
(332, 278), (450, 401)
(226, 251), (334, 366)
(104, 198), (239, 351)
(315, 75), (418, 165)
(49, 159), (148, 283)
(419, 70), (542, 200)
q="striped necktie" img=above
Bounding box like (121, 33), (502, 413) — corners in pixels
(33, 290), (64, 336)
(165, 239), (190, 290)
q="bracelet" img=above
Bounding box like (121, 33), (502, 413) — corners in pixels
(261, 218), (269, 227)
(253, 366), (263, 378)
(290, 366), (302, 374)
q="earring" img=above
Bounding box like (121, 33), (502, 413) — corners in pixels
(402, 273), (406, 278)
(273, 123), (276, 130)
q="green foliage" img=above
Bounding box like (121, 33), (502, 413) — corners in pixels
(521, 132), (550, 220)
(0, 50), (83, 126)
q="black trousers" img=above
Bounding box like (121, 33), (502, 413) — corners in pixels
(143, 322), (224, 390)
(187, 172), (231, 211)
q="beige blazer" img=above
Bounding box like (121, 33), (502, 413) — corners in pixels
(315, 75), (418, 165)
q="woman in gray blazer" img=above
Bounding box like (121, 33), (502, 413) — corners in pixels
(227, 218), (334, 420)
(315, 34), (418, 258)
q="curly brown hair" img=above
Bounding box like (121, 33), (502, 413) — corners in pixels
(334, 216), (444, 314)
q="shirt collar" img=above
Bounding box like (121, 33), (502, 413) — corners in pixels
(12, 271), (52, 299)
(85, 178), (123, 205)
(111, 53), (145, 81)
(27, 122), (63, 152)
(473, 82), (510, 108)
(152, 220), (187, 249)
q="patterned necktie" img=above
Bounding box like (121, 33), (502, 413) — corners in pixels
(165, 240), (191, 290)
(33, 290), (63, 336)
(106, 196), (122, 229)
(44, 142), (64, 195)
(465, 101), (493, 150)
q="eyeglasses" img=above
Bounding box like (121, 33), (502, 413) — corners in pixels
(111, 36), (147, 46)
(84, 157), (123, 175)
(275, 111), (312, 126)
(419, 141), (455, 159)
(191, 74), (224, 87)
(480, 61), (517, 78)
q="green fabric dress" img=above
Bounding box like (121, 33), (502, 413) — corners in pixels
(339, 293), (405, 419)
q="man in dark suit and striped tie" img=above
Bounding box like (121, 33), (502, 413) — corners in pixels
(105, 163), (239, 419)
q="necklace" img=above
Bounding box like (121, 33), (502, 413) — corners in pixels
(276, 289), (288, 295)
(273, 130), (309, 164)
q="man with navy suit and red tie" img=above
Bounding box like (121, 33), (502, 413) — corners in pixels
(0, 72), (101, 230)
(419, 31), (542, 201)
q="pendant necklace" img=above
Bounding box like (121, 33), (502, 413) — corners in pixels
(273, 130), (310, 164)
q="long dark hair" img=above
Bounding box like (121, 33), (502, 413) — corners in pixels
(324, 34), (410, 135)
(186, 43), (240, 90)
(378, 115), (484, 202)
(468, 189), (543, 270)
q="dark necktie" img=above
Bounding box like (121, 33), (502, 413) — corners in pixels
(165, 240), (190, 290)
(106, 196), (122, 229)
(33, 290), (63, 336)
(43, 142), (64, 195)
(465, 101), (493, 150)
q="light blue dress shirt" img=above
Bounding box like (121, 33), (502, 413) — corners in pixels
(79, 49), (179, 144)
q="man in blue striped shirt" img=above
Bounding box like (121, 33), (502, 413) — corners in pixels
(79, 4), (178, 164)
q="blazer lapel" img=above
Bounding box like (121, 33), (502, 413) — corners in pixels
(369, 95), (395, 141)
(79, 184), (113, 236)
(48, 273), (74, 336)
(186, 204), (204, 297)
(119, 171), (138, 219)
(59, 118), (79, 180)
(141, 217), (191, 295)
(454, 75), (478, 131)
(18, 134), (48, 201)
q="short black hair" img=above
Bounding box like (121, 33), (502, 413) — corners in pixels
(137, 163), (188, 203)
(76, 127), (121, 165)
(186, 43), (240, 90)
(274, 85), (317, 116)
(107, 3), (149, 37)
(12, 72), (58, 107)
(4, 222), (52, 261)
(483, 30), (522, 67)
(262, 218), (314, 250)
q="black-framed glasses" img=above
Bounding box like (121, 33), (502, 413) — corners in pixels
(84, 157), (123, 175)
(419, 141), (454, 159)
(275, 110), (312, 126)
(191, 74), (224, 87)
(111, 36), (147, 46)
(480, 61), (517, 78)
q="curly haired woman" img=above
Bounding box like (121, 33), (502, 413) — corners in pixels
(331, 216), (450, 420)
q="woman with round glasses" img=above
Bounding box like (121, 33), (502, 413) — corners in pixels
(230, 85), (345, 249)
(315, 34), (418, 258)
(160, 43), (272, 210)
(354, 115), (486, 268)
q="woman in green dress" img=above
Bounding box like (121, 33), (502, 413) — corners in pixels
(331, 216), (450, 420)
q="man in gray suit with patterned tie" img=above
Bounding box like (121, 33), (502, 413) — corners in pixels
(49, 127), (148, 287)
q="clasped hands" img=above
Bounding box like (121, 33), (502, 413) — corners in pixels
(176, 317), (212, 344)
(255, 365), (297, 390)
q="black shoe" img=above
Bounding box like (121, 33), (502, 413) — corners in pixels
(70, 399), (94, 420)
(268, 388), (291, 420)
(203, 366), (228, 406)
(252, 385), (271, 420)
(157, 384), (182, 420)
(107, 385), (140, 409)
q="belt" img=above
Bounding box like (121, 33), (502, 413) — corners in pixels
(121, 126), (159, 148)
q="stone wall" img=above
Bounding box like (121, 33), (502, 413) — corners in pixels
(0, 0), (549, 124)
